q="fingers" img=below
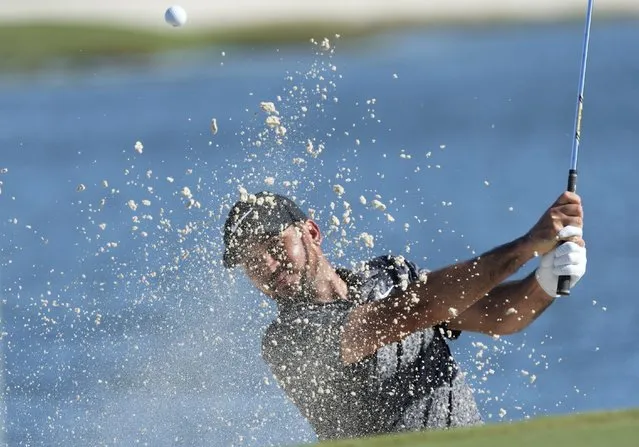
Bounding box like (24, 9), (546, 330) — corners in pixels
(557, 217), (583, 232)
(552, 203), (583, 217)
(555, 191), (582, 206)
(528, 192), (585, 255)
(558, 225), (582, 239)
(555, 240), (586, 258)
(551, 204), (584, 233)
(557, 221), (584, 247)
(565, 238), (586, 247)
(555, 262), (587, 278)
(553, 242), (587, 277)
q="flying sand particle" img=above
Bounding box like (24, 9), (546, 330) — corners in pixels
(276, 125), (287, 137)
(371, 199), (386, 212)
(210, 118), (218, 135)
(359, 232), (374, 248)
(265, 116), (281, 128)
(260, 102), (278, 114)
(306, 140), (323, 158)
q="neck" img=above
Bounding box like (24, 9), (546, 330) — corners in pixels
(311, 258), (349, 303)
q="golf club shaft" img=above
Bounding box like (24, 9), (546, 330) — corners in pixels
(557, 0), (594, 295)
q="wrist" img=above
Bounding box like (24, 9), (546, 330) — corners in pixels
(515, 234), (539, 261)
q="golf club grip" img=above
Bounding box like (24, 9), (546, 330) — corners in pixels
(556, 169), (578, 295)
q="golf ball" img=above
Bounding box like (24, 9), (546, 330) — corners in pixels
(165, 5), (187, 27)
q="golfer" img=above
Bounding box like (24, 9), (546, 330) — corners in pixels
(222, 190), (587, 441)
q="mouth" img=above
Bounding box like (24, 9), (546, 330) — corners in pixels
(267, 270), (286, 290)
(277, 272), (292, 288)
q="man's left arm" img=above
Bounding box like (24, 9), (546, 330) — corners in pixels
(446, 272), (554, 335)
(447, 227), (587, 336)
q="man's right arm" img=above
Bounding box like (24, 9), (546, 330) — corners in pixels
(340, 235), (536, 364)
(340, 191), (584, 364)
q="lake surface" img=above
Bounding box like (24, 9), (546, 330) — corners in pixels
(1, 20), (638, 446)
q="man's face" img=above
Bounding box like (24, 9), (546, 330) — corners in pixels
(240, 223), (317, 300)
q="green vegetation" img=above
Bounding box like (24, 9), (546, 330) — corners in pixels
(310, 408), (639, 447)
(0, 13), (634, 75)
(1, 21), (402, 72)
(3, 15), (631, 73)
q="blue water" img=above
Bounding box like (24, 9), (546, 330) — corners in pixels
(1, 21), (638, 446)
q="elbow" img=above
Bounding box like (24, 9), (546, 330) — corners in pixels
(492, 318), (529, 336)
(492, 324), (522, 336)
(492, 306), (540, 335)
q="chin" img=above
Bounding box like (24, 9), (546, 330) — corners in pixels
(277, 282), (301, 296)
(273, 281), (306, 301)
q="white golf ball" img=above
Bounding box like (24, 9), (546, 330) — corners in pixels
(165, 5), (187, 27)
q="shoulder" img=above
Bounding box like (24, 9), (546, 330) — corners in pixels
(351, 255), (426, 299)
(360, 255), (423, 278)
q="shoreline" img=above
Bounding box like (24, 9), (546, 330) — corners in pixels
(3, 0), (639, 30)
(3, 12), (638, 74)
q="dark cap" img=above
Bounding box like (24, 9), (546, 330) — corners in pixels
(222, 191), (307, 268)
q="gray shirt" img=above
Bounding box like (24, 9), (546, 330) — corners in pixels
(262, 255), (482, 440)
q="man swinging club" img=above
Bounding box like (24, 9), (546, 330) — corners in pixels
(222, 190), (587, 441)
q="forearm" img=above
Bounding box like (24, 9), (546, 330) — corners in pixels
(405, 235), (537, 323)
(448, 272), (555, 335)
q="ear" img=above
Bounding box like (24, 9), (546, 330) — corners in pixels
(303, 220), (322, 246)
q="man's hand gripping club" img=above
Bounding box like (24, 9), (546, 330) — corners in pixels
(527, 192), (587, 297)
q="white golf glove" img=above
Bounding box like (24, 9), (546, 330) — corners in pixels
(535, 225), (587, 297)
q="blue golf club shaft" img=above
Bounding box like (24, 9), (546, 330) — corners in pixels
(557, 0), (594, 296)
